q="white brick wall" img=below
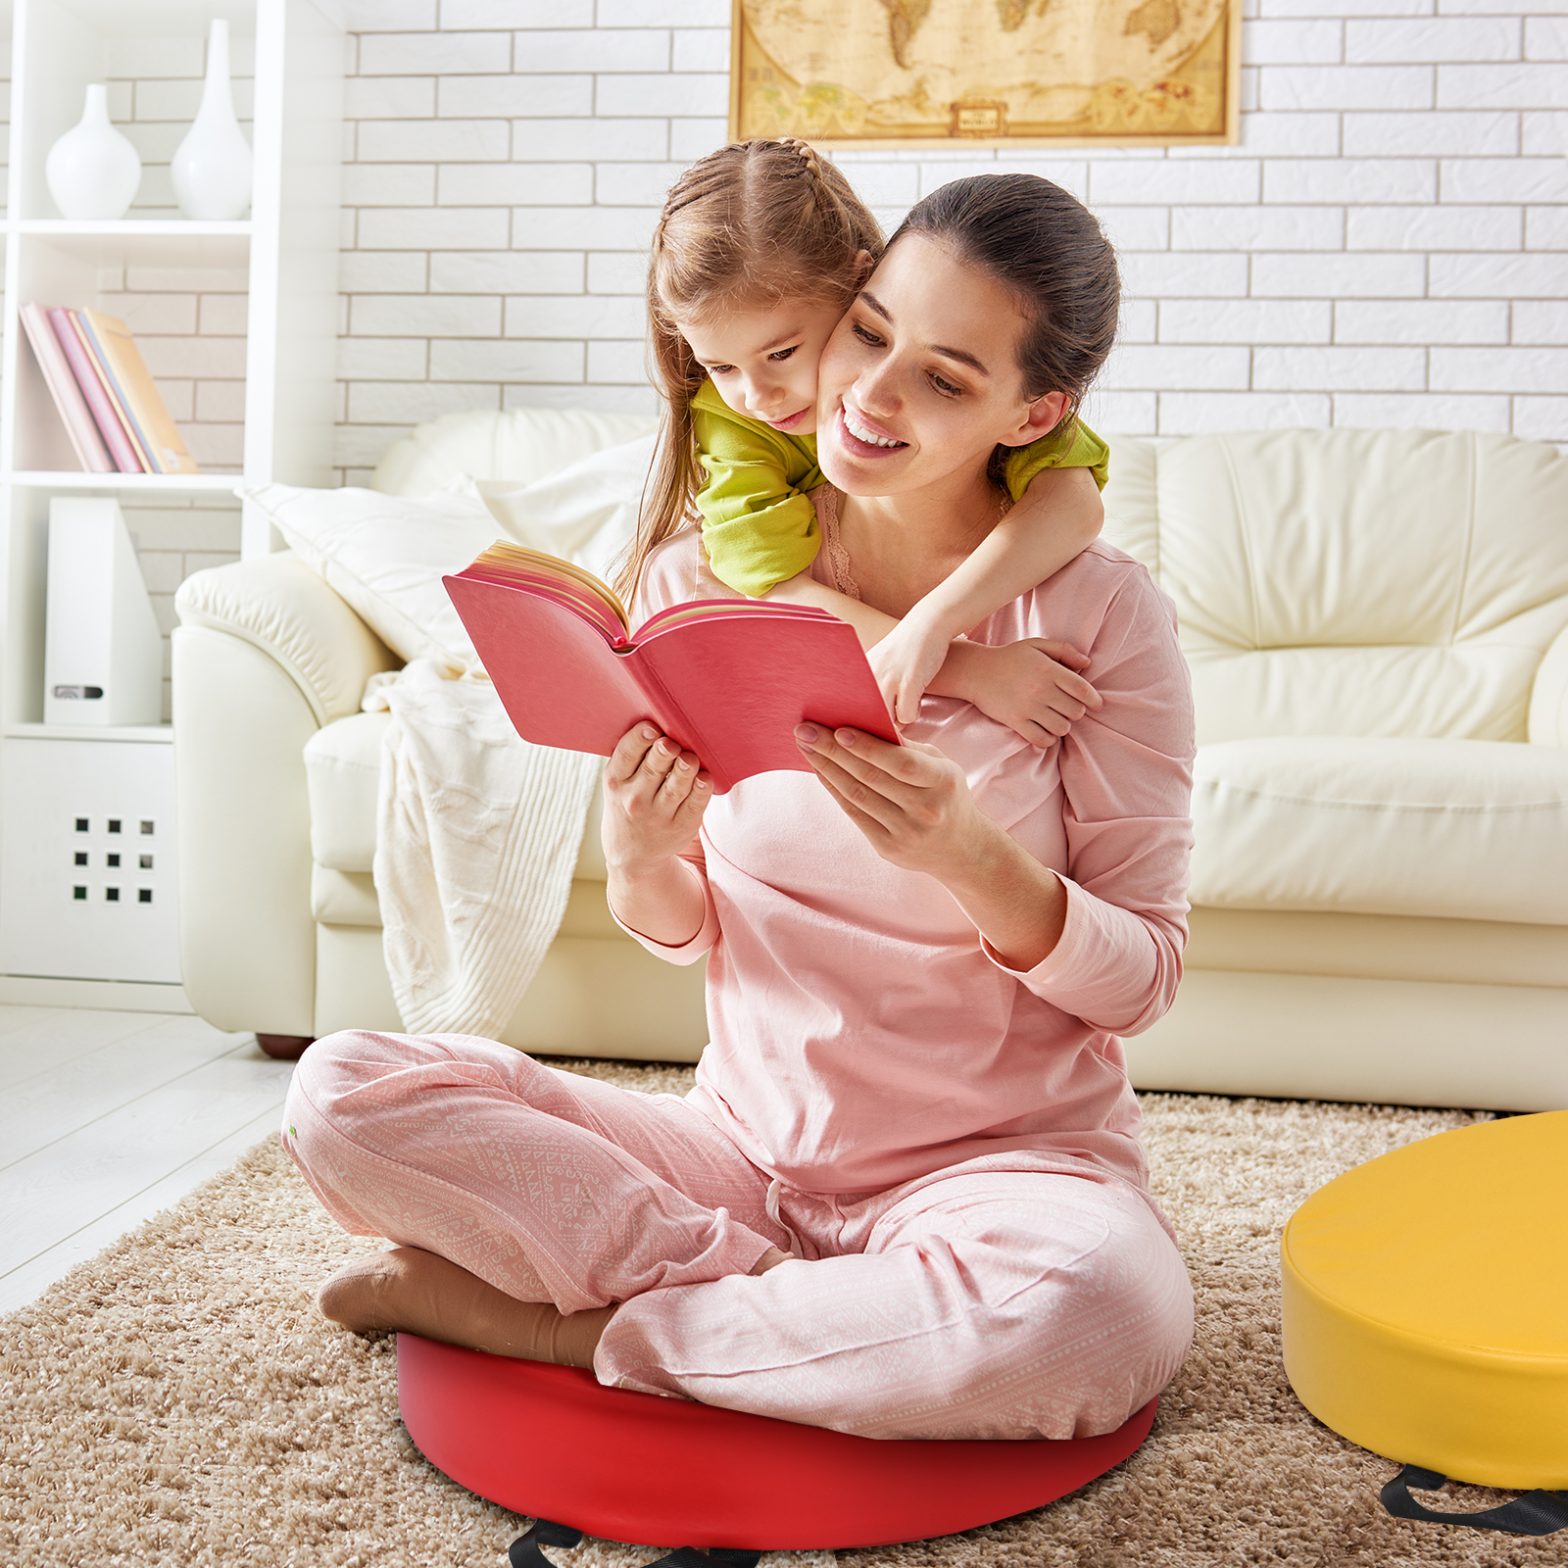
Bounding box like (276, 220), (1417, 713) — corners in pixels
(34, 3), (1561, 507)
(330, 3), (1568, 477)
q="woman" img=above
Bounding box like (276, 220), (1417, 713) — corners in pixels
(283, 173), (1197, 1442)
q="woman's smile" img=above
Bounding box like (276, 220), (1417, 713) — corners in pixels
(835, 400), (910, 459)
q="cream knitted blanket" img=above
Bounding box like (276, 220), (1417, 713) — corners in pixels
(355, 432), (652, 1036)
(363, 660), (604, 1038)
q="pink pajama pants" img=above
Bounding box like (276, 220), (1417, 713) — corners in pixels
(282, 1029), (1193, 1442)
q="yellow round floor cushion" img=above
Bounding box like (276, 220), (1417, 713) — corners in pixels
(1281, 1110), (1568, 1493)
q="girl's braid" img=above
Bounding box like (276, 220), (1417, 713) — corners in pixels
(779, 135), (820, 182)
(655, 139), (841, 253)
(776, 136), (839, 236)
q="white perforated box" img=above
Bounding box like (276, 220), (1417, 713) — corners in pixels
(0, 737), (179, 983)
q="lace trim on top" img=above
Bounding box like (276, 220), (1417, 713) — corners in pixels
(811, 482), (1014, 615)
(812, 485), (861, 603)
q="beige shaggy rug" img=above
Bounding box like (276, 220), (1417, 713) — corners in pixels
(1, 1059), (1554, 1568)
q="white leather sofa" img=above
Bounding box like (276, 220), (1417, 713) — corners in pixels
(173, 411), (1568, 1112)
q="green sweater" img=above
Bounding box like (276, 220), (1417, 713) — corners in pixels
(691, 378), (1111, 597)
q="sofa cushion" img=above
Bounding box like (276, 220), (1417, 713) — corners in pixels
(303, 712), (386, 872)
(1190, 906), (1568, 989)
(304, 709), (607, 881)
(312, 865), (381, 927)
(1191, 736), (1568, 924)
(373, 406), (657, 497)
(243, 483), (501, 672)
(311, 865), (626, 940)
(456, 432), (655, 586)
(1102, 430), (1568, 747)
(251, 425), (657, 687)
(310, 712), (1562, 924)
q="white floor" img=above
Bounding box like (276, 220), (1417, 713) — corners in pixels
(0, 1005), (294, 1315)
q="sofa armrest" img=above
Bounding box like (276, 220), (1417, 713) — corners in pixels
(174, 551), (401, 727)
(172, 552), (401, 1037)
(1529, 621), (1568, 749)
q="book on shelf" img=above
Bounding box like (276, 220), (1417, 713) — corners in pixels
(33, 303), (200, 476)
(443, 541), (898, 794)
(18, 304), (113, 473)
(77, 309), (200, 476)
(46, 307), (142, 472)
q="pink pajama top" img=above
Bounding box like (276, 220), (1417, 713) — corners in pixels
(610, 486), (1196, 1224)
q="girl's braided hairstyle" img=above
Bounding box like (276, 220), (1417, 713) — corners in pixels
(612, 139), (883, 612)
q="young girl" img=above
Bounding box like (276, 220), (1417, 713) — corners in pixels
(619, 136), (1114, 739)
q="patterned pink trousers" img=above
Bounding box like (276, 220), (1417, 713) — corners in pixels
(282, 1029), (1193, 1441)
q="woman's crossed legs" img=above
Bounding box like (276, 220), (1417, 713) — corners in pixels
(601, 1158), (1193, 1440)
(282, 1028), (789, 1365)
(283, 1029), (1191, 1440)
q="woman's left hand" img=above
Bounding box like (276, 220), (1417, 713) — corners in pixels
(793, 723), (999, 883)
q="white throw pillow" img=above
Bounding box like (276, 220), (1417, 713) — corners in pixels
(454, 431), (656, 587)
(240, 435), (655, 672)
(241, 482), (500, 672)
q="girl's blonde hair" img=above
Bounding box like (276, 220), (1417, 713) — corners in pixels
(611, 138), (883, 612)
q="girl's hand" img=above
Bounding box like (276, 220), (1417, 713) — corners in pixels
(601, 722), (711, 877)
(793, 722), (999, 883)
(962, 638), (1102, 748)
(868, 611), (952, 726)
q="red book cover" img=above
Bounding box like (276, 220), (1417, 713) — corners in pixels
(444, 542), (898, 794)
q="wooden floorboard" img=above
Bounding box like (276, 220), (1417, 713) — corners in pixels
(0, 1007), (294, 1316)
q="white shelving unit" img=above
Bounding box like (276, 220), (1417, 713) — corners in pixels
(0, 0), (343, 1010)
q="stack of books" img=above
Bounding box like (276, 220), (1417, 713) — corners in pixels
(20, 303), (199, 475)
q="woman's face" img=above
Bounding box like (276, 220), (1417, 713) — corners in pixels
(814, 233), (1063, 497)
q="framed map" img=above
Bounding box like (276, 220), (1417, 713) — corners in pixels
(728, 0), (1241, 148)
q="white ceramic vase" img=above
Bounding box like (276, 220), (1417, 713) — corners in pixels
(170, 18), (254, 221)
(45, 84), (142, 220)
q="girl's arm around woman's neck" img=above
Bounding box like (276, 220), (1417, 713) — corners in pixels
(766, 572), (1000, 700)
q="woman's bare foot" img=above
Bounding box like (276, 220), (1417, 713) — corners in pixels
(315, 1246), (614, 1369)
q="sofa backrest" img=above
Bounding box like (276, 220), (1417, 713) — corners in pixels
(1102, 428), (1568, 745)
(373, 406), (659, 496)
(374, 411), (1568, 747)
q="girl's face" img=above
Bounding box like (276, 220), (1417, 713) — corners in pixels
(677, 297), (846, 436)
(814, 233), (1067, 497)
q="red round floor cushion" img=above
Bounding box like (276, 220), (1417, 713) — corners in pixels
(397, 1332), (1158, 1551)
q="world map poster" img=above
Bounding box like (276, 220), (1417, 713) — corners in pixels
(729, 0), (1241, 147)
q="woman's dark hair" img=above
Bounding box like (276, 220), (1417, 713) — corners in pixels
(886, 173), (1120, 431)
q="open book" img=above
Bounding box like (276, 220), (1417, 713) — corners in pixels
(443, 541), (898, 794)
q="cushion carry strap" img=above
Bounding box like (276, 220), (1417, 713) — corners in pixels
(1381, 1466), (1568, 1535)
(508, 1519), (583, 1566)
(508, 1523), (761, 1567)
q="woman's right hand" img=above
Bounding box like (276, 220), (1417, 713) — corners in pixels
(601, 722), (712, 875)
(960, 638), (1103, 748)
